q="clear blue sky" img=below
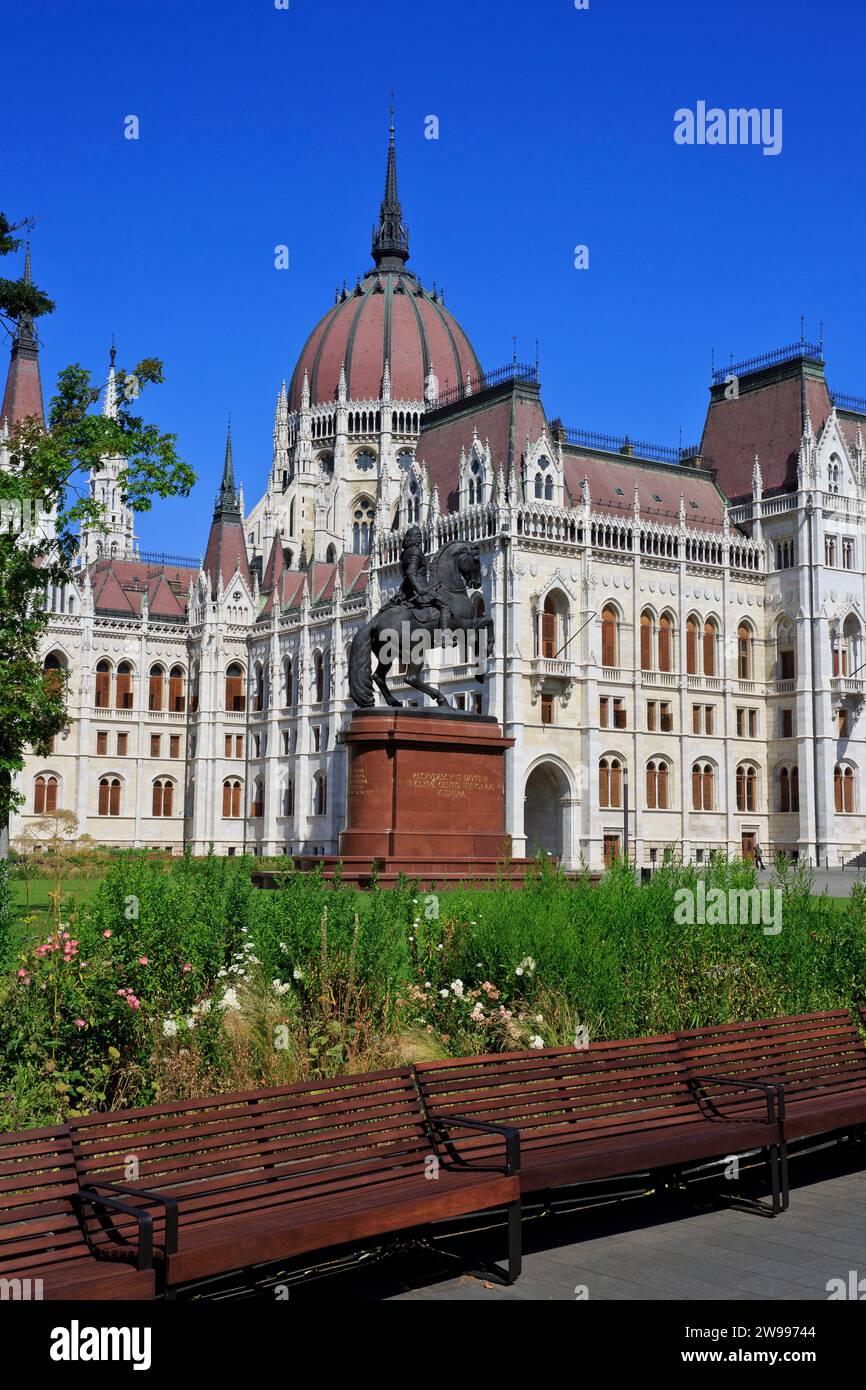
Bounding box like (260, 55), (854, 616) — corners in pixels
(4, 0), (864, 553)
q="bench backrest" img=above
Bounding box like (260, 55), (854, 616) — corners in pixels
(71, 1068), (431, 1204)
(676, 1009), (866, 1101)
(414, 1034), (713, 1149)
(0, 1125), (86, 1282)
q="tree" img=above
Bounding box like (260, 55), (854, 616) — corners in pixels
(29, 809), (95, 925)
(0, 213), (196, 833)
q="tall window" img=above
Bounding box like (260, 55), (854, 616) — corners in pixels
(95, 660), (111, 708)
(98, 777), (121, 816)
(251, 779), (264, 818)
(169, 666), (185, 712)
(468, 458), (484, 505)
(686, 617), (698, 675)
(152, 779), (173, 817)
(541, 596), (557, 658)
(737, 624), (752, 680)
(284, 658), (294, 706)
(534, 457), (553, 501)
(253, 663), (265, 712)
(116, 661), (133, 710)
(736, 764), (757, 813)
(692, 762), (714, 811)
(352, 497), (375, 554)
(314, 651), (325, 703)
(703, 619), (717, 676)
(284, 779), (295, 817)
(313, 772), (327, 816)
(34, 774), (58, 814)
(601, 605), (618, 668)
(834, 764), (855, 813)
(148, 664), (164, 712)
(225, 663), (245, 711)
(640, 611), (653, 671)
(599, 758), (623, 809)
(658, 613), (674, 673)
(646, 760), (669, 810)
(779, 766), (800, 812)
(222, 779), (242, 818)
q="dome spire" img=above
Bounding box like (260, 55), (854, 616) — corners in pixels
(371, 96), (410, 270)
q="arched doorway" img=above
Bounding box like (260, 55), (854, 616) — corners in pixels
(524, 762), (568, 860)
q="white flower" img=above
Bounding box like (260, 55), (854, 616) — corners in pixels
(247, 955), (261, 966)
(162, 1019), (179, 1038)
(243, 942), (256, 953)
(218, 987), (241, 1011)
(535, 1014), (544, 1024)
(529, 1035), (544, 1049)
(469, 1002), (485, 1023)
(279, 942), (288, 953)
(450, 979), (464, 998)
(515, 967), (524, 977)
(185, 1017), (196, 1030)
(518, 956), (537, 975)
(293, 967), (304, 981)
(436, 943), (443, 951)
(217, 968), (227, 978)
(424, 981), (432, 989)
(439, 989), (449, 998)
(272, 979), (291, 996)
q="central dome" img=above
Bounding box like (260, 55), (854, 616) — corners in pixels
(287, 113), (482, 411)
(288, 270), (482, 411)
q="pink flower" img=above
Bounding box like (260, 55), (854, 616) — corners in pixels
(103, 931), (112, 938)
(182, 963), (192, 973)
(139, 957), (148, 966)
(17, 968), (26, 978)
(74, 1018), (86, 1029)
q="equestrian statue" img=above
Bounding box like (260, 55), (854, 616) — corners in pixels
(347, 525), (493, 708)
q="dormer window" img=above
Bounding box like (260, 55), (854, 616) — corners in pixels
(534, 456), (553, 501)
(468, 458), (484, 505)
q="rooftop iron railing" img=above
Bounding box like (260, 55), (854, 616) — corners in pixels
(711, 341), (823, 385)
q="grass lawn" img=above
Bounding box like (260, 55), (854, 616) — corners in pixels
(8, 877), (104, 953)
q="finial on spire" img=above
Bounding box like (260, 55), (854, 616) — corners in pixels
(214, 416), (240, 517)
(371, 99), (409, 270)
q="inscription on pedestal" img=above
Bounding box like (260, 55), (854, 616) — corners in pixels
(407, 770), (497, 799)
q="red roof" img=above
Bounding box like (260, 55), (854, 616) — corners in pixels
(88, 559), (197, 619)
(1, 341), (44, 428)
(561, 451), (726, 530)
(288, 272), (481, 410)
(700, 367), (831, 499)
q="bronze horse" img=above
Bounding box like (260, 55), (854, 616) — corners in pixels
(348, 539), (493, 708)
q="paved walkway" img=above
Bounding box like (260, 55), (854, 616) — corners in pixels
(757, 866), (866, 898)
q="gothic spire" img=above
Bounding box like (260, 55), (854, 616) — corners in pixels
(371, 98), (410, 270)
(214, 418), (240, 516)
(1, 239), (45, 428)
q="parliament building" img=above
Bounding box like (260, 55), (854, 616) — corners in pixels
(5, 120), (866, 871)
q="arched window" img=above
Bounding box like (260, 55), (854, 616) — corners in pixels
(599, 757), (623, 809)
(352, 497), (374, 554)
(601, 605), (618, 668)
(534, 456), (553, 501)
(253, 662), (265, 712)
(703, 619), (717, 676)
(779, 766), (790, 813)
(148, 664), (165, 712)
(95, 660), (111, 708)
(406, 478), (421, 525)
(169, 666), (185, 712)
(283, 778), (294, 817)
(225, 663), (245, 712)
(319, 452), (334, 475)
(222, 778), (243, 818)
(834, 763), (856, 813)
(776, 620), (796, 681)
(646, 760), (669, 810)
(325, 544), (336, 563)
(43, 652), (65, 698)
(116, 661), (133, 710)
(313, 772), (327, 816)
(686, 617), (699, 676)
(152, 779), (173, 817)
(98, 777), (121, 817)
(541, 596), (557, 658)
(396, 450), (414, 471)
(737, 623), (752, 680)
(284, 658), (294, 707)
(468, 458), (484, 505)
(640, 610), (653, 671)
(736, 763), (757, 813)
(251, 779), (264, 818)
(658, 613), (674, 673)
(314, 650), (324, 703)
(34, 774), (58, 814)
(692, 762), (714, 811)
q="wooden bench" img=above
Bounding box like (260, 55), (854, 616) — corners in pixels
(677, 1008), (866, 1146)
(414, 1032), (788, 1214)
(70, 1067), (521, 1293)
(0, 1125), (156, 1300)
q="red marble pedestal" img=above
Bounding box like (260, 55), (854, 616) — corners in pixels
(283, 708), (534, 888)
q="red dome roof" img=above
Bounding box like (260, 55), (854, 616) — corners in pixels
(288, 270), (482, 411)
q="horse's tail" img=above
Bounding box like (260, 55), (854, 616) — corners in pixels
(348, 621), (376, 708)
